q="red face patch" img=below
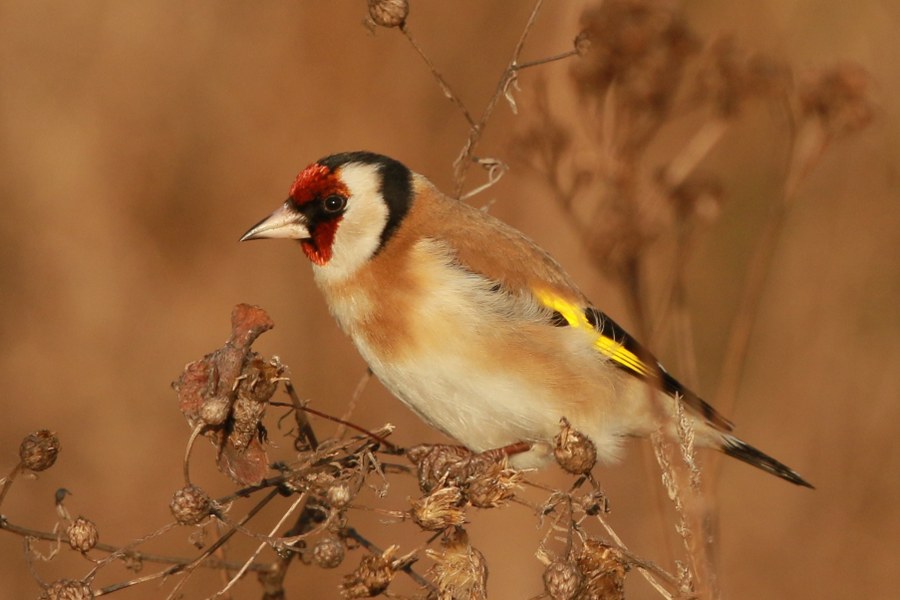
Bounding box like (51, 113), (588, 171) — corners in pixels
(299, 220), (338, 266)
(289, 162), (350, 266)
(289, 162), (348, 207)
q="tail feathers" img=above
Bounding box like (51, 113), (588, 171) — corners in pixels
(722, 435), (814, 489)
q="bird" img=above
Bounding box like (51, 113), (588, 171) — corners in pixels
(241, 151), (812, 488)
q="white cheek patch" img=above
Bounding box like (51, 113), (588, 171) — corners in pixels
(313, 163), (389, 284)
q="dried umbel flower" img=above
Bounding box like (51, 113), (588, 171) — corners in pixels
(799, 63), (873, 138)
(411, 486), (466, 531)
(40, 579), (94, 600)
(543, 560), (583, 600)
(576, 539), (629, 600)
(66, 516), (99, 553)
(571, 0), (698, 111)
(694, 35), (790, 117)
(554, 419), (597, 475)
(20, 430), (60, 472)
(313, 535), (346, 569)
(170, 485), (213, 526)
(341, 546), (399, 598)
(367, 0), (408, 28)
(426, 528), (487, 600)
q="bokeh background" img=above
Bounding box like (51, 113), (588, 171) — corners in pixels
(1, 1), (898, 598)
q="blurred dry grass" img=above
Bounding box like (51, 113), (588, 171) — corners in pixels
(1, 1), (898, 598)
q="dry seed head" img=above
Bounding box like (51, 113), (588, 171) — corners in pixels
(313, 535), (346, 569)
(426, 529), (488, 600)
(576, 539), (629, 600)
(407, 444), (473, 493)
(66, 516), (99, 553)
(20, 430), (60, 472)
(327, 480), (355, 509)
(465, 463), (523, 508)
(367, 0), (407, 28)
(341, 546), (399, 598)
(411, 486), (466, 531)
(543, 560), (583, 600)
(554, 419), (597, 474)
(40, 579), (94, 600)
(170, 485), (213, 525)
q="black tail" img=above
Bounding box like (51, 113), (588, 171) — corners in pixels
(722, 435), (814, 488)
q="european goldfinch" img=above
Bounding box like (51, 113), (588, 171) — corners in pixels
(241, 151), (812, 488)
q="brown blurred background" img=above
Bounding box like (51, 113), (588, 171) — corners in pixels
(1, 1), (898, 598)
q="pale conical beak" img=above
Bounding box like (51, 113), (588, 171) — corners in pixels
(240, 201), (311, 241)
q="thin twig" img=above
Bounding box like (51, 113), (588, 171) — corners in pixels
(593, 512), (677, 599)
(400, 24), (476, 128)
(516, 48), (578, 71)
(335, 368), (373, 440)
(166, 488), (280, 600)
(0, 463), (22, 509)
(284, 381), (319, 450)
(183, 423), (206, 486)
(0, 518), (270, 576)
(211, 493), (308, 599)
(344, 527), (434, 592)
(273, 401), (399, 453)
(453, 0), (545, 195)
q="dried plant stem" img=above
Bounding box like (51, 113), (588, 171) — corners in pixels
(281, 401), (397, 452)
(212, 493), (308, 599)
(0, 463), (22, 509)
(183, 422), (205, 486)
(335, 368), (373, 440)
(453, 0), (545, 195)
(166, 488), (280, 600)
(663, 118), (729, 189)
(593, 512), (676, 599)
(517, 49), (579, 71)
(714, 117), (827, 418)
(285, 381), (319, 450)
(344, 526), (433, 591)
(0, 519), (257, 577)
(400, 24), (477, 128)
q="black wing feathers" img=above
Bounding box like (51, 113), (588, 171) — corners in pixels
(584, 308), (735, 432)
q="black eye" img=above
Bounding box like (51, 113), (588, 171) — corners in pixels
(323, 195), (346, 213)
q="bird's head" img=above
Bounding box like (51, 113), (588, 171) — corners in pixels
(241, 152), (413, 277)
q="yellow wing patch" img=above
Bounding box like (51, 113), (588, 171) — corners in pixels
(534, 289), (650, 377)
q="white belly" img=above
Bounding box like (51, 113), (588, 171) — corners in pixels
(316, 240), (634, 467)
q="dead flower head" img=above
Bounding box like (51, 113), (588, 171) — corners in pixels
(576, 539), (630, 600)
(411, 486), (466, 531)
(554, 419), (597, 475)
(341, 546), (402, 598)
(543, 559), (583, 600)
(426, 528), (488, 600)
(66, 516), (99, 553)
(20, 430), (60, 472)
